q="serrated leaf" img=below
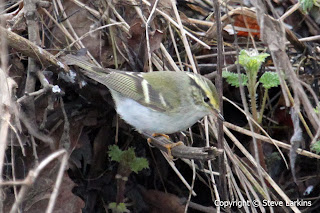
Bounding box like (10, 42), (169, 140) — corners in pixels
(108, 202), (129, 213)
(109, 202), (117, 209)
(116, 203), (128, 212)
(122, 147), (136, 163)
(259, 72), (280, 89)
(222, 71), (248, 87)
(108, 145), (123, 162)
(108, 145), (149, 174)
(130, 157), (149, 173)
(299, 0), (314, 11)
(311, 141), (320, 154)
(238, 49), (270, 73)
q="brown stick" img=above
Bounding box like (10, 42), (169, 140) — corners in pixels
(0, 26), (69, 72)
(142, 132), (223, 160)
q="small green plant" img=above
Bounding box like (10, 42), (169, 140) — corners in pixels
(223, 49), (279, 123)
(311, 141), (320, 154)
(108, 145), (149, 173)
(223, 49), (279, 170)
(108, 145), (149, 212)
(299, 0), (320, 12)
(238, 49), (270, 75)
(108, 202), (129, 213)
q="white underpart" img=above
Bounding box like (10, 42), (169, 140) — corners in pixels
(111, 90), (209, 134)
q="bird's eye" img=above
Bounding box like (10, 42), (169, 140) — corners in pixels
(204, 96), (210, 103)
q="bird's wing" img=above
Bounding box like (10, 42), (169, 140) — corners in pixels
(102, 71), (182, 112)
(63, 54), (182, 112)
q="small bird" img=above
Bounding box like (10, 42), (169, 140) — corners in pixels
(63, 55), (223, 154)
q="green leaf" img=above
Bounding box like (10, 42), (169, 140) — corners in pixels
(130, 157), (149, 173)
(108, 145), (149, 174)
(109, 202), (117, 209)
(108, 145), (123, 162)
(222, 71), (248, 87)
(116, 203), (128, 212)
(108, 202), (129, 213)
(238, 49), (270, 73)
(299, 0), (315, 12)
(311, 141), (320, 154)
(259, 72), (280, 89)
(122, 147), (136, 163)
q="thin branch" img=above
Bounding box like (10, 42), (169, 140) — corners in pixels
(142, 132), (223, 160)
(9, 150), (67, 213)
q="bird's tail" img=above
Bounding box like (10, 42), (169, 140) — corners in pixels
(62, 54), (110, 74)
(62, 54), (119, 87)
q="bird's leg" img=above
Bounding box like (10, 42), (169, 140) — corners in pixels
(147, 133), (170, 144)
(147, 133), (184, 158)
(151, 133), (170, 140)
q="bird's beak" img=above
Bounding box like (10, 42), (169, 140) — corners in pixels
(212, 109), (224, 121)
(217, 112), (224, 121)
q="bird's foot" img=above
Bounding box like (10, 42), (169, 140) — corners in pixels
(163, 141), (184, 159)
(147, 133), (183, 159)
